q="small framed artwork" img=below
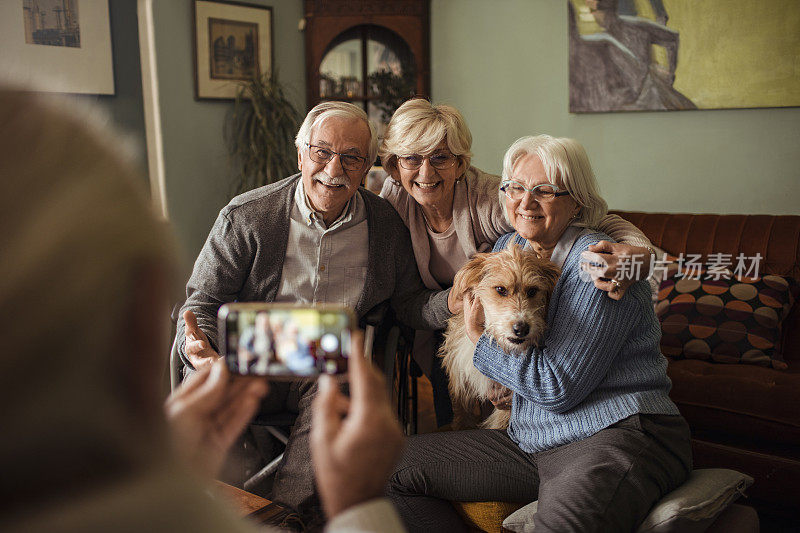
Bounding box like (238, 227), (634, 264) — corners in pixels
(193, 0), (273, 100)
(0, 0), (114, 95)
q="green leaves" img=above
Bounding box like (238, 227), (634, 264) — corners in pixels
(224, 72), (303, 194)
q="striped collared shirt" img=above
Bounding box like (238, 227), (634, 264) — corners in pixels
(274, 179), (369, 309)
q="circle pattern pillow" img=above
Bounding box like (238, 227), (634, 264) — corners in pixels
(657, 273), (798, 369)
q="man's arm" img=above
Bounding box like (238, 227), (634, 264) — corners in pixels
(175, 210), (252, 369)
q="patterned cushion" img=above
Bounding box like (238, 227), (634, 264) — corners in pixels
(656, 271), (798, 369)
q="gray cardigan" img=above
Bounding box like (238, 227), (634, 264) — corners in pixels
(175, 174), (451, 365)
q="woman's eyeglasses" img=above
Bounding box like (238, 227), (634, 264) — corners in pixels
(500, 180), (571, 201)
(397, 152), (458, 170)
(306, 143), (367, 172)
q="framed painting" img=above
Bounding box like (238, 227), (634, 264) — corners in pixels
(193, 0), (273, 100)
(568, 0), (800, 112)
(0, 0), (114, 95)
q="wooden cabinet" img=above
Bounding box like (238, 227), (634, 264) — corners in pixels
(303, 0), (430, 131)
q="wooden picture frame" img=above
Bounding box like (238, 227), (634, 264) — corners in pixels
(193, 0), (273, 100)
(1, 0), (114, 95)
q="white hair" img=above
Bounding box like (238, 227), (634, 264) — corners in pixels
(499, 135), (608, 228)
(295, 101), (378, 168)
(378, 98), (473, 172)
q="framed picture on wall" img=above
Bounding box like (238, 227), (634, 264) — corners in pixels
(193, 0), (273, 100)
(0, 0), (114, 95)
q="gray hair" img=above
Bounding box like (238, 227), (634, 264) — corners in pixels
(378, 98), (473, 171)
(500, 135), (608, 228)
(295, 101), (378, 169)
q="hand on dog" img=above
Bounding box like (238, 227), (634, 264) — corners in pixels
(165, 359), (268, 479)
(183, 310), (220, 369)
(464, 292), (485, 344)
(488, 380), (513, 410)
(584, 241), (653, 301)
(447, 287), (464, 314)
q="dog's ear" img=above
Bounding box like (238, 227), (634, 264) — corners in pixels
(453, 253), (489, 300)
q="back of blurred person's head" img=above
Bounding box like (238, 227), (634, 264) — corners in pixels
(0, 87), (177, 518)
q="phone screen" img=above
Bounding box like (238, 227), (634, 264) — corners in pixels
(220, 305), (352, 378)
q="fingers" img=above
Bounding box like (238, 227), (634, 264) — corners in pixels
(592, 278), (625, 300)
(179, 359), (230, 413)
(214, 379), (269, 449)
(311, 375), (345, 450)
(588, 240), (615, 254)
(347, 331), (386, 407)
(183, 310), (205, 342)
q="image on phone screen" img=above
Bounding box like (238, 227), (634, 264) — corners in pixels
(221, 306), (351, 378)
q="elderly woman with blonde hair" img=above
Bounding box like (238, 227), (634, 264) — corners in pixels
(387, 135), (691, 533)
(379, 98), (657, 425)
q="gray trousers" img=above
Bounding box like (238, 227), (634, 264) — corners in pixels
(387, 414), (692, 533)
(242, 380), (323, 529)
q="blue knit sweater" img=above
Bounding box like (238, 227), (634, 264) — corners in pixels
(473, 231), (680, 453)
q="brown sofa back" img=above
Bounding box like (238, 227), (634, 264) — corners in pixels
(612, 212), (800, 366)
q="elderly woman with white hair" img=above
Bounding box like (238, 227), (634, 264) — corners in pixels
(379, 99), (657, 425)
(387, 135), (691, 533)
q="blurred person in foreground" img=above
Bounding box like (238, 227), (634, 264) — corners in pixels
(0, 87), (405, 533)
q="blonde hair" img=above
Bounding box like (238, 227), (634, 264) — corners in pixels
(0, 88), (177, 482)
(500, 135), (608, 227)
(379, 98), (473, 172)
(295, 101), (378, 168)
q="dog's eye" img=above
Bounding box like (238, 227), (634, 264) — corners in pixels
(526, 287), (538, 298)
(495, 286), (508, 296)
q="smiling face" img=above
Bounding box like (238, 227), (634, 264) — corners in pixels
(297, 115), (371, 225)
(505, 153), (580, 249)
(388, 140), (466, 213)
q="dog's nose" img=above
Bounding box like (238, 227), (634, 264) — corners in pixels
(512, 322), (529, 338)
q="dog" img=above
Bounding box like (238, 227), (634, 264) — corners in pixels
(438, 245), (561, 429)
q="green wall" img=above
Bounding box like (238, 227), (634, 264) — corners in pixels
(429, 0), (800, 216)
(152, 0), (305, 265)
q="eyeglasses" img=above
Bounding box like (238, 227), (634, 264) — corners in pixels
(500, 180), (571, 201)
(397, 152), (458, 170)
(306, 143), (367, 173)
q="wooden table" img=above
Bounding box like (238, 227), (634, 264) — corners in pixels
(214, 481), (301, 527)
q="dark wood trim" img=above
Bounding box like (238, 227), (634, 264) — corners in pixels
(303, 0), (430, 109)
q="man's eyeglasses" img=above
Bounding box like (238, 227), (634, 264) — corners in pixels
(500, 180), (571, 201)
(397, 152), (458, 171)
(306, 143), (367, 172)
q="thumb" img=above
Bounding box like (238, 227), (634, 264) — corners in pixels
(312, 375), (344, 445)
(183, 310), (203, 340)
(588, 240), (614, 254)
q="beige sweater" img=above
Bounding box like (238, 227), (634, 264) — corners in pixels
(380, 166), (653, 375)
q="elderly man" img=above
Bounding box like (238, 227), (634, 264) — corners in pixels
(174, 101), (451, 527)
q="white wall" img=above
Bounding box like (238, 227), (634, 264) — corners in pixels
(430, 0), (800, 216)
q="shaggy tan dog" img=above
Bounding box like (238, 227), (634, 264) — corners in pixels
(439, 246), (561, 429)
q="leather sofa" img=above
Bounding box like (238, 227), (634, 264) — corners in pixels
(614, 211), (800, 517)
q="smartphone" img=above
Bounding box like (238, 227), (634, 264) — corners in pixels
(218, 303), (355, 379)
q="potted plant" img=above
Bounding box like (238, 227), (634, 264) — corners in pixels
(224, 72), (303, 194)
